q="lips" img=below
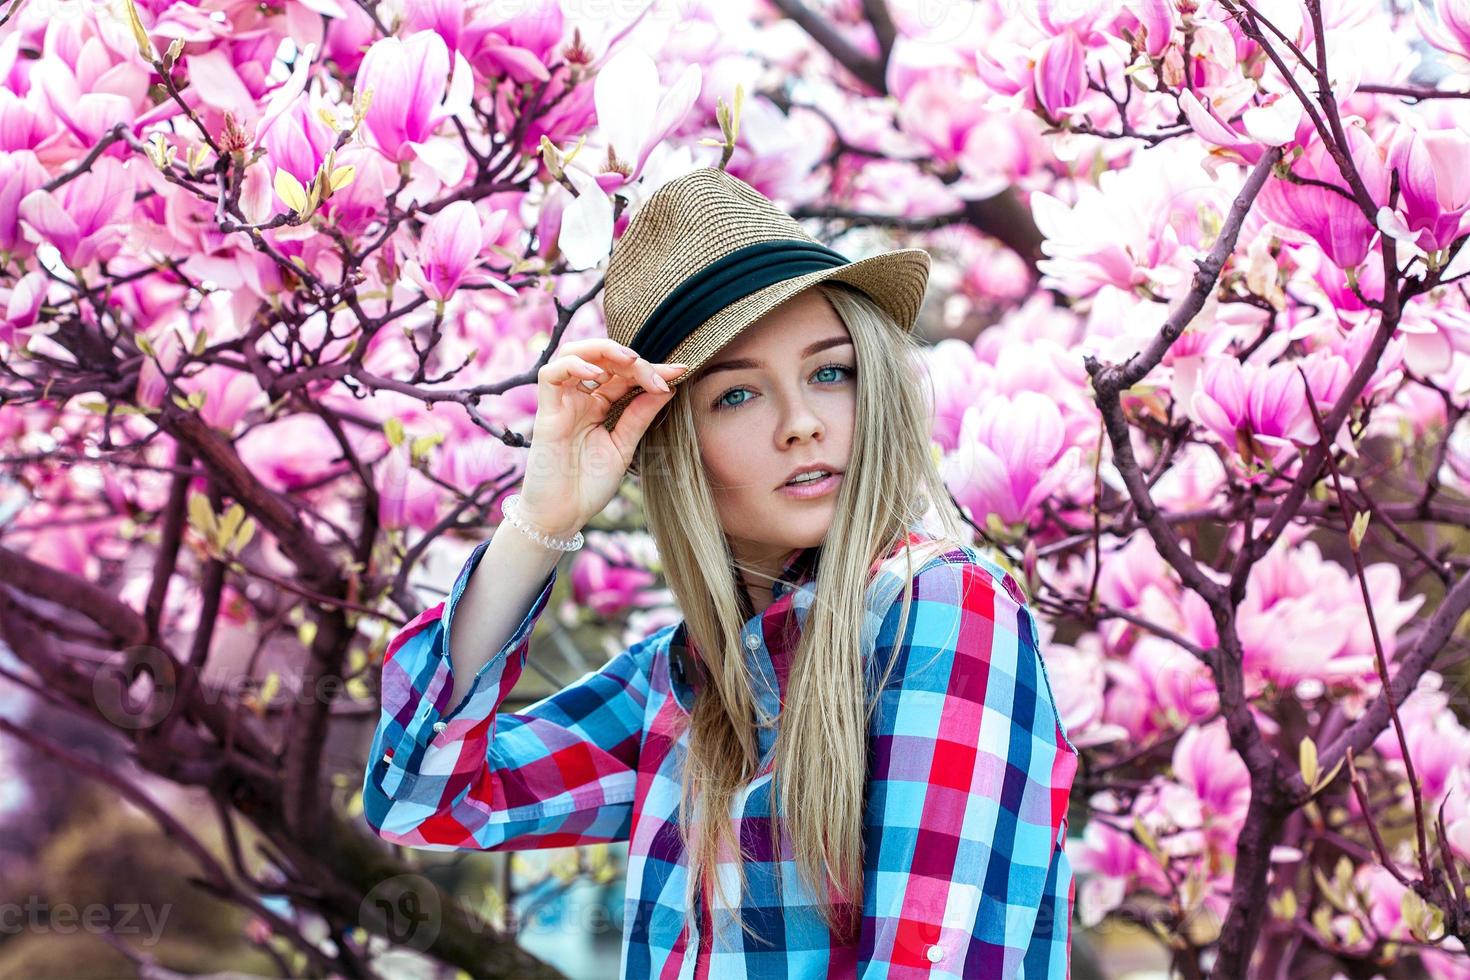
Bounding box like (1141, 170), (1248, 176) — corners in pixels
(780, 464), (843, 488)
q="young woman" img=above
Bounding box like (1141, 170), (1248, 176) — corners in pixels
(363, 168), (1078, 978)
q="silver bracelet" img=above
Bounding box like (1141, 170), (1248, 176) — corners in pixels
(500, 493), (584, 552)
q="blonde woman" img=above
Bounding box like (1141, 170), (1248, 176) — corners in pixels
(363, 168), (1079, 978)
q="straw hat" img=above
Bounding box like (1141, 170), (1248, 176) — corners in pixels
(596, 167), (931, 439)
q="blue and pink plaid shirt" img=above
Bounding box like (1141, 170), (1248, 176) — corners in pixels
(363, 524), (1079, 978)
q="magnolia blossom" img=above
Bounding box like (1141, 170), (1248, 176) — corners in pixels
(404, 202), (515, 303)
(235, 415), (355, 494)
(1035, 637), (1124, 748)
(377, 443), (440, 531)
(17, 156), (132, 268)
(257, 92), (334, 189)
(178, 366), (266, 436)
(1178, 86), (1308, 164)
(1237, 539), (1425, 691)
(1257, 124), (1388, 269)
(918, 339), (991, 452)
(1377, 120), (1470, 256)
(0, 150), (47, 257)
(407, 201), (482, 302)
(555, 46), (701, 270)
(1371, 673), (1470, 807)
(0, 270), (47, 348)
(1416, 0), (1470, 63)
(460, 0), (564, 84)
(1189, 353), (1358, 472)
(568, 542), (662, 618)
(356, 30), (472, 180)
(939, 390), (1084, 528)
(28, 20), (149, 148)
(1129, 0), (1179, 57)
(1034, 29), (1086, 117)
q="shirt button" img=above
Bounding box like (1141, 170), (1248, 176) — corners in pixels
(926, 944), (943, 963)
(744, 633), (761, 650)
(431, 721), (448, 733)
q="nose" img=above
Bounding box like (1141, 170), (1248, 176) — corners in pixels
(778, 391), (825, 447)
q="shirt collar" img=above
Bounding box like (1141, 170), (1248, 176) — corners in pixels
(668, 524), (934, 711)
(773, 543), (823, 598)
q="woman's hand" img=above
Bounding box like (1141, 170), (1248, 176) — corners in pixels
(516, 338), (688, 535)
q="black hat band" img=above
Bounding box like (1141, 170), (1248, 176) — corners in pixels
(628, 239), (851, 364)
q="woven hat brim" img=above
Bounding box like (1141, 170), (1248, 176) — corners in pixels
(600, 246), (930, 439)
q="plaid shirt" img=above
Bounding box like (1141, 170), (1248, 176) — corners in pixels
(363, 524), (1078, 978)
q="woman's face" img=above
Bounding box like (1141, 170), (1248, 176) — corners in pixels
(689, 287), (857, 579)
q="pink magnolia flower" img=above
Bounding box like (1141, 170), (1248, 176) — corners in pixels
(405, 0), (465, 54)
(1178, 86), (1309, 164)
(236, 415), (354, 493)
(257, 91), (334, 188)
(1371, 672), (1470, 807)
(1071, 820), (1172, 926)
(1036, 636), (1123, 748)
(405, 201), (513, 302)
(1130, 635), (1219, 730)
(919, 339), (991, 452)
(1130, 0), (1180, 57)
(1189, 354), (1356, 472)
(1358, 862), (1408, 939)
(461, 0), (563, 84)
(18, 156), (133, 268)
(322, 2), (378, 76)
(555, 46), (701, 270)
(377, 443), (440, 531)
(569, 543), (661, 618)
(356, 30), (472, 177)
(1416, 0), (1470, 63)
(1257, 124), (1389, 269)
(1031, 142), (1228, 297)
(1034, 29), (1086, 117)
(413, 201), (481, 302)
(0, 87), (50, 153)
(0, 270), (48, 349)
(1377, 119), (1470, 255)
(179, 365), (266, 436)
(594, 47), (701, 185)
(29, 20), (149, 149)
(1171, 719), (1250, 828)
(939, 390), (1084, 528)
(319, 145), (393, 236)
(0, 150), (47, 257)
(1238, 539), (1424, 691)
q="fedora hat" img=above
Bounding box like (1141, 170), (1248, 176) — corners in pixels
(597, 167), (931, 440)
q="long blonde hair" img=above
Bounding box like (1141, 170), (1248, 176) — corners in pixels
(632, 280), (969, 945)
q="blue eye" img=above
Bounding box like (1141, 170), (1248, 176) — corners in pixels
(711, 362), (855, 412)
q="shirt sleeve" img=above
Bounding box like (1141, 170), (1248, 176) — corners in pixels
(362, 538), (650, 851)
(859, 555), (1079, 979)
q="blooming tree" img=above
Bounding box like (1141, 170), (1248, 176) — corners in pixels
(1, 0), (1469, 975)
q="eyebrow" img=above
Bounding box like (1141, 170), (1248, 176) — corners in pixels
(696, 336), (853, 380)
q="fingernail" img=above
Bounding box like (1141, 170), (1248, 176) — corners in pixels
(654, 375), (671, 392)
